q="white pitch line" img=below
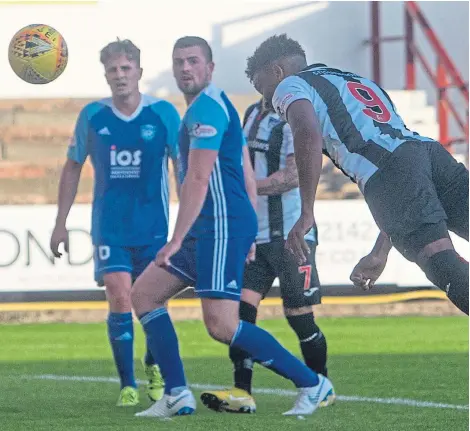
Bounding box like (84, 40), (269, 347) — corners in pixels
(28, 374), (469, 411)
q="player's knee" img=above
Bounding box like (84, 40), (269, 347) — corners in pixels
(130, 285), (144, 313)
(104, 274), (132, 312)
(400, 221), (451, 264)
(106, 288), (131, 312)
(203, 309), (239, 344)
(421, 249), (469, 314)
(240, 289), (262, 309)
(401, 222), (469, 313)
(206, 320), (237, 344)
(239, 300), (258, 324)
(283, 305), (312, 317)
(130, 281), (160, 315)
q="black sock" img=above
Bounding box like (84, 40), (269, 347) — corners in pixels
(423, 250), (469, 315)
(229, 301), (258, 394)
(286, 313), (328, 377)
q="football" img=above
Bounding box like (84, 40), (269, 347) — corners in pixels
(8, 24), (68, 84)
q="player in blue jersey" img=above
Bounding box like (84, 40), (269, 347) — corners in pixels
(200, 98), (334, 414)
(49, 39), (181, 406)
(246, 34), (469, 316)
(131, 36), (334, 419)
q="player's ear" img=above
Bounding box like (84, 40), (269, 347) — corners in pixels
(273, 64), (285, 82)
(208, 61), (215, 74)
(138, 67), (143, 79)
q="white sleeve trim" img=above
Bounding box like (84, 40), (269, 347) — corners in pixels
(272, 75), (315, 121)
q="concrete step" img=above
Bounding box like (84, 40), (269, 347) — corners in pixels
(386, 90), (429, 110)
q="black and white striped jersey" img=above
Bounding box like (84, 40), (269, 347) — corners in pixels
(243, 101), (316, 244)
(273, 63), (434, 193)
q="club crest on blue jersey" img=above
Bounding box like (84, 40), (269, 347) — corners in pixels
(140, 124), (157, 141)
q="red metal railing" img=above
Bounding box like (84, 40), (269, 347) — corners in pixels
(366, 1), (469, 151)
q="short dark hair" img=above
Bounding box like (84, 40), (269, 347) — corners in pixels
(100, 38), (141, 67)
(173, 36), (213, 62)
(245, 34), (306, 81)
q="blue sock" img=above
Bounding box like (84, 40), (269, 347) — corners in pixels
(231, 321), (319, 388)
(107, 312), (136, 389)
(140, 308), (187, 394)
(144, 338), (156, 366)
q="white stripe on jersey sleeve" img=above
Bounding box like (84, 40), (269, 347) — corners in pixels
(272, 75), (315, 121)
(204, 83), (230, 122)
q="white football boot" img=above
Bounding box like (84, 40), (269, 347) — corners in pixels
(283, 374), (334, 416)
(135, 388), (196, 418)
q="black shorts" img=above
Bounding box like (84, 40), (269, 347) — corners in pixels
(243, 238), (321, 309)
(364, 140), (469, 258)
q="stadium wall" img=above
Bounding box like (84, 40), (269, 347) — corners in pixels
(0, 1), (467, 104)
(0, 201), (467, 302)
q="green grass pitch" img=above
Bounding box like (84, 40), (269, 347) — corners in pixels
(0, 316), (467, 431)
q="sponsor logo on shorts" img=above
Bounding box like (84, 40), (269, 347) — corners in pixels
(226, 280), (238, 290)
(304, 287), (320, 297)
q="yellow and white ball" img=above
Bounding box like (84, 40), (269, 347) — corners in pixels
(8, 24), (68, 84)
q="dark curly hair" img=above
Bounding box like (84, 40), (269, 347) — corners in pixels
(245, 34), (306, 82)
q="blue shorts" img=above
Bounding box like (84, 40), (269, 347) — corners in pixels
(167, 235), (254, 300)
(93, 237), (167, 286)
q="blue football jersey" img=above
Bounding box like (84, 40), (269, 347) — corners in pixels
(178, 84), (257, 239)
(67, 94), (180, 246)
